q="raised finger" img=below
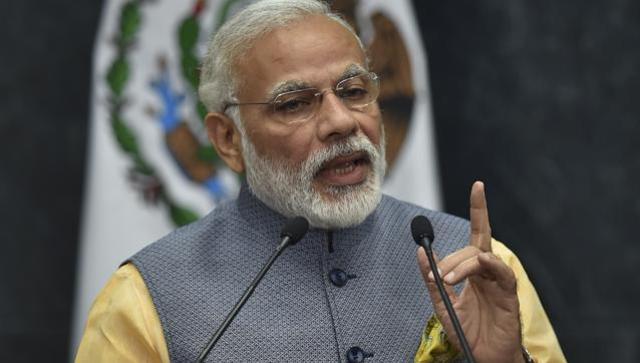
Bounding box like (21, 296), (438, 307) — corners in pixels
(469, 181), (492, 252)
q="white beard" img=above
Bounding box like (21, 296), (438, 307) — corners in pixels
(241, 130), (387, 230)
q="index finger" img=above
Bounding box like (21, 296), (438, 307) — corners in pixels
(469, 181), (492, 252)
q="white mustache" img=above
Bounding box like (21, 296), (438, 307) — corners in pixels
(301, 136), (380, 179)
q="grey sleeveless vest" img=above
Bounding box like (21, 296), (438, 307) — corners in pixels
(130, 187), (470, 362)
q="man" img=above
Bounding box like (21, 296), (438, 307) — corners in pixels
(76, 0), (565, 362)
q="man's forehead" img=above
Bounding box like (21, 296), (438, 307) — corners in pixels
(235, 14), (367, 100)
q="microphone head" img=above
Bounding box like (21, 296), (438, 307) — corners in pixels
(411, 215), (434, 244)
(280, 217), (309, 245)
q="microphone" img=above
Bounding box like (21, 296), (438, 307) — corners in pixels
(196, 216), (309, 363)
(411, 216), (476, 363)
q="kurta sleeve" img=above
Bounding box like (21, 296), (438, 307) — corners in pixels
(75, 263), (170, 363)
(492, 240), (566, 362)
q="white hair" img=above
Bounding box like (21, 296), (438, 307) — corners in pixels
(198, 0), (365, 118)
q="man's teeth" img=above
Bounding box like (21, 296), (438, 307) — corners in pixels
(333, 161), (356, 175)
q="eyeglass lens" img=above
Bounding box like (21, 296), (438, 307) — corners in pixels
(271, 73), (379, 124)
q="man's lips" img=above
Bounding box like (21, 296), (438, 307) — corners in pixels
(315, 151), (371, 186)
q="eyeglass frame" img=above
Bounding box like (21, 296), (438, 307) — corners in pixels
(222, 72), (380, 123)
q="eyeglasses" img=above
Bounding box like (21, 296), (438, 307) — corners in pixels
(224, 72), (380, 124)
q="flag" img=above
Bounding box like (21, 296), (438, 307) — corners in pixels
(71, 0), (441, 353)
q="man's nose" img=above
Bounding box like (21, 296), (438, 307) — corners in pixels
(316, 92), (358, 142)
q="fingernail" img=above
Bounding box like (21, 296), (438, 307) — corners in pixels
(444, 271), (455, 283)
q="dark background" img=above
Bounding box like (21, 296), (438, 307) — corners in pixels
(1, 0), (638, 361)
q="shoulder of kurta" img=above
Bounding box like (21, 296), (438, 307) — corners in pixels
(74, 263), (170, 363)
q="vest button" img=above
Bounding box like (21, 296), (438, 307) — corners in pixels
(329, 268), (348, 287)
(346, 346), (365, 363)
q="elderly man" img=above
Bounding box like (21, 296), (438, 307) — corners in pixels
(76, 0), (565, 362)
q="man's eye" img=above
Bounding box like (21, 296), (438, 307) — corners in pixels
(274, 99), (310, 113)
(338, 87), (368, 100)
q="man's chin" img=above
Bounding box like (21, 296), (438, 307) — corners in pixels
(304, 180), (383, 230)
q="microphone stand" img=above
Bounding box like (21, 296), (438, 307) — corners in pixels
(421, 237), (476, 363)
(196, 236), (294, 363)
(196, 216), (308, 363)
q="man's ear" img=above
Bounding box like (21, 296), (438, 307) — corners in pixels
(204, 112), (245, 173)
